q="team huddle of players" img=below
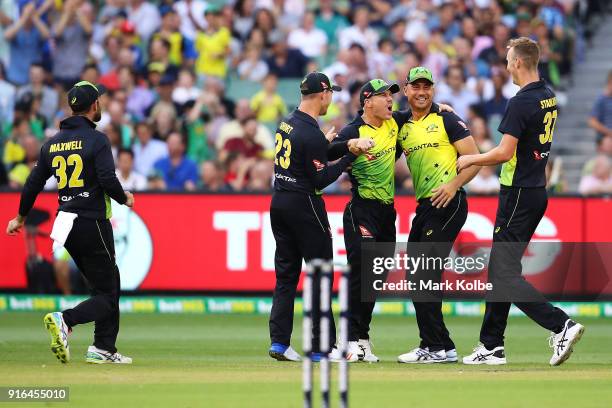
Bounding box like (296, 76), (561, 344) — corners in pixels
(268, 37), (584, 367)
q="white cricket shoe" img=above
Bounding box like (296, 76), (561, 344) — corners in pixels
(445, 348), (458, 363)
(398, 347), (446, 364)
(86, 346), (133, 364)
(462, 343), (506, 365)
(268, 343), (301, 362)
(329, 342), (360, 363)
(549, 319), (585, 366)
(358, 339), (380, 363)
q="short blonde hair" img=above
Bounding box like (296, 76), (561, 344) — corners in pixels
(507, 37), (540, 71)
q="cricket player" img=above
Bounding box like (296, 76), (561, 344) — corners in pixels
(333, 79), (405, 363)
(268, 72), (373, 361)
(334, 79), (457, 362)
(457, 37), (584, 366)
(6, 81), (134, 364)
(396, 67), (481, 364)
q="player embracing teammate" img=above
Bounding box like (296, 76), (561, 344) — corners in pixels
(268, 38), (585, 367)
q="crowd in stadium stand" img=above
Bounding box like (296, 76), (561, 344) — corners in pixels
(0, 0), (606, 195)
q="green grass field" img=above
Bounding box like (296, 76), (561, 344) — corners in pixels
(0, 312), (610, 408)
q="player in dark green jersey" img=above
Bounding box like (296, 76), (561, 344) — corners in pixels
(396, 67), (481, 364)
(457, 38), (584, 366)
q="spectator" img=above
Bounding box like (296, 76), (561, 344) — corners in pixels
(388, 19), (412, 56)
(578, 155), (612, 196)
(216, 99), (273, 152)
(148, 37), (179, 81)
(430, 3), (462, 43)
(152, 6), (196, 67)
(133, 121), (168, 176)
(116, 148), (147, 191)
(466, 165), (500, 194)
(80, 64), (100, 87)
(105, 122), (122, 163)
(314, 0), (348, 45)
(435, 65), (480, 120)
(245, 159), (273, 192)
(174, 0), (207, 41)
(184, 92), (213, 164)
(153, 131), (198, 191)
(172, 68), (200, 107)
(7, 135), (39, 188)
(480, 65), (509, 128)
(252, 8), (277, 46)
(588, 70), (612, 142)
(478, 23), (510, 67)
(221, 116), (264, 161)
(581, 135), (612, 175)
(2, 116), (32, 170)
(120, 66), (155, 121)
(14, 92), (47, 141)
(0, 0), (16, 67)
(105, 98), (133, 147)
(370, 38), (395, 81)
(199, 160), (231, 192)
(265, 32), (309, 78)
(288, 11), (327, 59)
(338, 7), (379, 54)
(15, 64), (57, 124)
(344, 43), (369, 82)
(237, 44), (268, 82)
(250, 74), (286, 124)
(232, 0), (255, 41)
(52, 0), (93, 90)
(127, 0), (161, 43)
(195, 6), (231, 80)
(0, 61), (15, 126)
(470, 116), (495, 152)
(4, 1), (50, 86)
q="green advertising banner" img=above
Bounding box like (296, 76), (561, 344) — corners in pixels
(1, 295), (611, 317)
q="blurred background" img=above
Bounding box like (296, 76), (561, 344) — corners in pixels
(0, 0), (611, 300)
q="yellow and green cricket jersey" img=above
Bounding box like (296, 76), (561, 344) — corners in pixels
(337, 111), (410, 204)
(398, 104), (471, 200)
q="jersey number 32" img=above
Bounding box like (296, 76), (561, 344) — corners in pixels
(539, 109), (558, 144)
(274, 133), (291, 169)
(52, 154), (84, 189)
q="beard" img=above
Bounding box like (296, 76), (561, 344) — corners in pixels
(93, 110), (102, 122)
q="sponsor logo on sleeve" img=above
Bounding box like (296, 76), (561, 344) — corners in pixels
(312, 159), (325, 171)
(359, 225), (373, 238)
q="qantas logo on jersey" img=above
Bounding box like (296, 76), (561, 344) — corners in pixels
(312, 159), (325, 171)
(404, 142), (439, 155)
(533, 150), (550, 160)
(359, 225), (373, 238)
(364, 145), (396, 161)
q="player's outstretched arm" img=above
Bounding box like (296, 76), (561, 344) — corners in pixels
(305, 136), (356, 190)
(457, 134), (518, 171)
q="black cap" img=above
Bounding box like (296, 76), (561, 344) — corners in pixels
(359, 79), (400, 106)
(67, 81), (106, 112)
(300, 72), (341, 95)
